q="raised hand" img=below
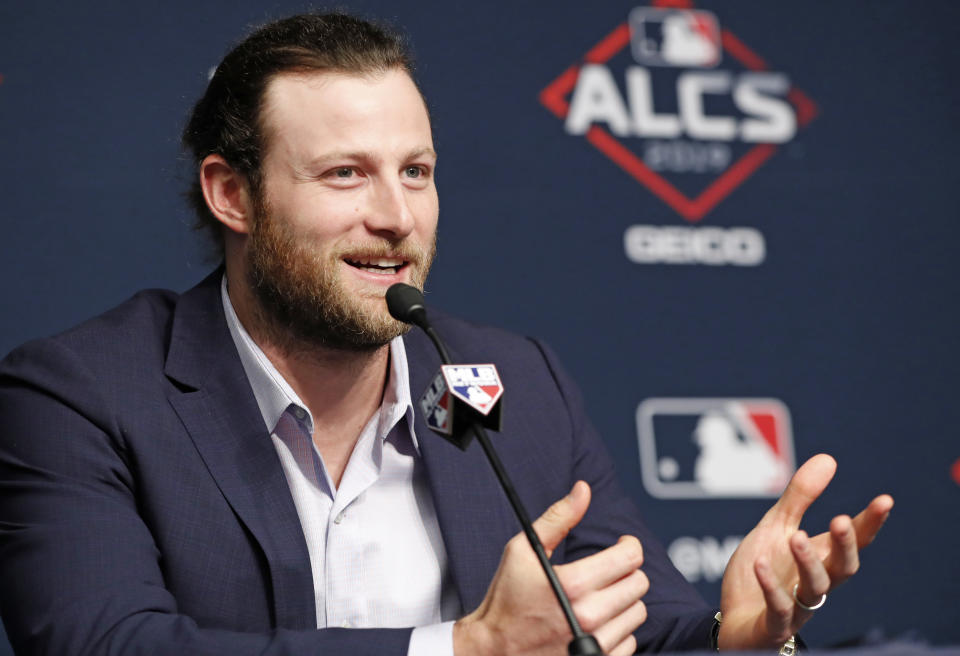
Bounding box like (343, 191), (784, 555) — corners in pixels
(454, 481), (648, 656)
(717, 454), (894, 650)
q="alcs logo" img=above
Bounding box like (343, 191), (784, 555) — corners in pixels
(540, 1), (818, 266)
(636, 397), (795, 498)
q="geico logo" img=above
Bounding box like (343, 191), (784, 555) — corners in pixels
(566, 65), (796, 143)
(668, 535), (742, 583)
(624, 225), (766, 266)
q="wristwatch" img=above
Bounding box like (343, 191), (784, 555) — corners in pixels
(711, 611), (798, 655)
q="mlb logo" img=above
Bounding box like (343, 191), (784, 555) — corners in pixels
(421, 372), (453, 435)
(629, 7), (721, 68)
(636, 398), (795, 499)
(443, 364), (504, 415)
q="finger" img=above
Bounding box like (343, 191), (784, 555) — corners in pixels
(572, 568), (648, 632)
(591, 599), (646, 655)
(560, 537), (644, 599)
(608, 634), (638, 656)
(791, 531), (830, 611)
(850, 494), (894, 549)
(754, 557), (794, 643)
(823, 515), (859, 584)
(532, 481), (592, 554)
(772, 454), (837, 526)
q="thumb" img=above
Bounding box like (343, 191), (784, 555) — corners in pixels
(773, 453), (837, 525)
(532, 481), (591, 554)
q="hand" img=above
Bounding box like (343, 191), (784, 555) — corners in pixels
(454, 481), (648, 656)
(717, 454), (894, 650)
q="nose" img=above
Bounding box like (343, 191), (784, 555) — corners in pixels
(365, 178), (416, 239)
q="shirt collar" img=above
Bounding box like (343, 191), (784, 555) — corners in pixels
(220, 275), (419, 452)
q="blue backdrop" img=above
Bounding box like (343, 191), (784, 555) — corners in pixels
(1, 1), (958, 652)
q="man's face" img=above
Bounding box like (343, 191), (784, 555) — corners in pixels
(246, 69), (438, 351)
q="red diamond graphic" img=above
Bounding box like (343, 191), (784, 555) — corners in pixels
(539, 0), (818, 222)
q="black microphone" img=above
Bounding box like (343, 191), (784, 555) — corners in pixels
(385, 283), (428, 330)
(386, 284), (451, 364)
(385, 283), (604, 656)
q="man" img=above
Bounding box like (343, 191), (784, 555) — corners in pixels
(0, 13), (892, 656)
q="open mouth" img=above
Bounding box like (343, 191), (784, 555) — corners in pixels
(343, 256), (408, 276)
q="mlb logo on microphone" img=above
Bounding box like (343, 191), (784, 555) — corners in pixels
(421, 373), (453, 435)
(444, 365), (504, 415)
(636, 398), (795, 499)
(629, 7), (721, 68)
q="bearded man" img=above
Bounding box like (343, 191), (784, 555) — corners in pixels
(0, 13), (892, 656)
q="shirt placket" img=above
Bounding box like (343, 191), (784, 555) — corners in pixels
(323, 412), (382, 629)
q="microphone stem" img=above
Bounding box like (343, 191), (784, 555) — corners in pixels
(424, 325), (452, 366)
(409, 307), (603, 655)
(470, 421), (589, 642)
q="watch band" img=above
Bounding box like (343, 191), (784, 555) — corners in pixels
(711, 611), (798, 654)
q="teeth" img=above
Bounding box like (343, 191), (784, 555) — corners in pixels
(347, 257), (404, 269)
(357, 266), (397, 275)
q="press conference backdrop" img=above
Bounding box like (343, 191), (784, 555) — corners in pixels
(1, 1), (957, 652)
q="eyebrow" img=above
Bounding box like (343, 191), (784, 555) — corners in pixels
(303, 147), (438, 171)
(405, 147), (438, 161)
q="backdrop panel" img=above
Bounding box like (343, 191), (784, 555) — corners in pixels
(1, 1), (957, 653)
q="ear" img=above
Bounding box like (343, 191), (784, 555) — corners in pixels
(199, 154), (255, 236)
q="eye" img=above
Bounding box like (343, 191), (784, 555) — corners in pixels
(322, 166), (363, 186)
(404, 165), (425, 179)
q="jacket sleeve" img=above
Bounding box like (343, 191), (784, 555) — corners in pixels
(529, 338), (718, 653)
(0, 340), (412, 656)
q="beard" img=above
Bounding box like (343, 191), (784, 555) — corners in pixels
(245, 199), (436, 353)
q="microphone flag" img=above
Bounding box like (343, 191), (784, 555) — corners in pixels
(419, 364), (504, 450)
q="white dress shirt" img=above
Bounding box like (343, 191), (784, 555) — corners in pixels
(221, 278), (458, 655)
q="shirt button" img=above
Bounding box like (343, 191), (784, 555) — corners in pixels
(341, 620), (351, 628)
(293, 407), (306, 419)
(334, 511), (346, 524)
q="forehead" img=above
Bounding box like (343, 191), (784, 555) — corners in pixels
(258, 69), (433, 162)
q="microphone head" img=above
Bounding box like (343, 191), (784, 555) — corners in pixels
(386, 283), (429, 329)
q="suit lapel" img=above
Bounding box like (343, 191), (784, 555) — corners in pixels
(404, 330), (519, 614)
(164, 273), (315, 629)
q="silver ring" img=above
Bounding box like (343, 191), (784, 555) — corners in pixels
(792, 583), (827, 611)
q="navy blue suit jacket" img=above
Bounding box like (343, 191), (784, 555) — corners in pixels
(0, 272), (713, 655)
